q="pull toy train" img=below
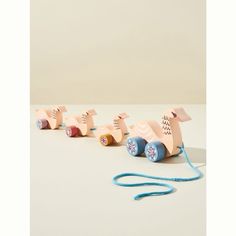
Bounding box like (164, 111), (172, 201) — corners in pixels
(35, 106), (202, 200)
(35, 106), (190, 162)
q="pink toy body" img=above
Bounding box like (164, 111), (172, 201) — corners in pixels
(95, 113), (129, 146)
(64, 109), (97, 137)
(35, 106), (67, 130)
(127, 108), (191, 161)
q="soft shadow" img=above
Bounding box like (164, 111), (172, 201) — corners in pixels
(108, 143), (126, 148)
(161, 147), (206, 165)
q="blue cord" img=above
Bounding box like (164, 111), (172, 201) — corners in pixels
(60, 123), (66, 128)
(112, 146), (203, 200)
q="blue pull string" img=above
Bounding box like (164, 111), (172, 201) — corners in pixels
(60, 123), (66, 128)
(112, 146), (203, 200)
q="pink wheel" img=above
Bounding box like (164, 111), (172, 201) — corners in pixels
(36, 119), (49, 129)
(66, 126), (80, 137)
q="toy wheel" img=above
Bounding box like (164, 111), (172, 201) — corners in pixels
(126, 137), (147, 156)
(36, 119), (48, 129)
(99, 134), (113, 146)
(145, 141), (166, 162)
(66, 126), (80, 137)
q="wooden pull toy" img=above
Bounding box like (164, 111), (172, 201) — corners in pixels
(127, 107), (191, 162)
(36, 105), (67, 129)
(64, 109), (97, 137)
(95, 113), (129, 146)
(113, 107), (203, 200)
(35, 106), (202, 200)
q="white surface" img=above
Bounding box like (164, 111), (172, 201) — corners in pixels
(31, 105), (206, 236)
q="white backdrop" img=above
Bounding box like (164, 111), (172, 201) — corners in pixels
(31, 0), (205, 104)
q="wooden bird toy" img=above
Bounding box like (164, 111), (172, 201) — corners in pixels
(95, 113), (129, 146)
(127, 107), (191, 162)
(64, 109), (97, 137)
(36, 105), (67, 129)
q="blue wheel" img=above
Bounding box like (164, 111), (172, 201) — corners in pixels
(126, 137), (147, 156)
(145, 141), (166, 162)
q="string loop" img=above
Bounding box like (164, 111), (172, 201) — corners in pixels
(112, 146), (203, 200)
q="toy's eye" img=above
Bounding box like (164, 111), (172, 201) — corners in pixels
(171, 112), (177, 118)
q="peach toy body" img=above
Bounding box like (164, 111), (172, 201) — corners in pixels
(35, 105), (67, 129)
(95, 113), (129, 146)
(127, 107), (191, 161)
(64, 109), (97, 137)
